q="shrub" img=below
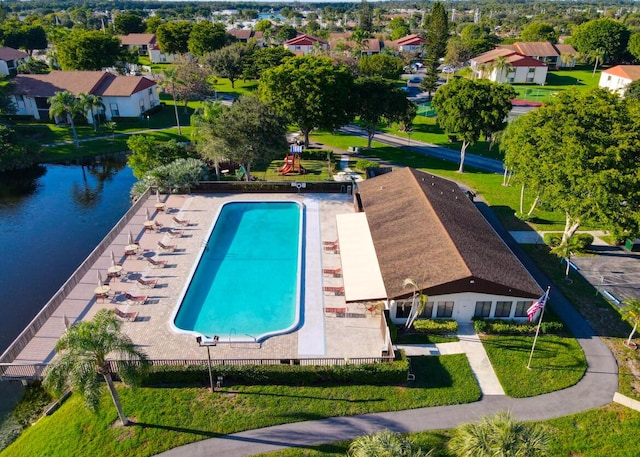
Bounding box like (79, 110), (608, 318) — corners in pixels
(354, 159), (379, 172)
(473, 318), (565, 335)
(143, 352), (409, 387)
(413, 319), (458, 334)
(303, 149), (333, 160)
(543, 233), (593, 252)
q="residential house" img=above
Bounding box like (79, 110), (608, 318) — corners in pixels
(0, 47), (29, 77)
(328, 32), (382, 56)
(117, 33), (176, 64)
(499, 42), (577, 69)
(283, 34), (328, 56)
(11, 71), (159, 124)
(227, 29), (264, 46)
(354, 168), (542, 324)
(393, 34), (426, 53)
(470, 47), (548, 84)
(599, 65), (640, 96)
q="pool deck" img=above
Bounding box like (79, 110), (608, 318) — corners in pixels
(9, 192), (386, 367)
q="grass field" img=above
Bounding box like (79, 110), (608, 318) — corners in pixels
(1, 355), (480, 457)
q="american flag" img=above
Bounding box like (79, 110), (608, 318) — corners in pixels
(527, 290), (549, 322)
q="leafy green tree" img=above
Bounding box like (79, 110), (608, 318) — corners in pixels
(159, 68), (183, 134)
(255, 19), (272, 32)
(521, 22), (558, 43)
(628, 32), (640, 61)
(146, 158), (209, 193)
(388, 18), (410, 41)
(501, 88), (640, 246)
(17, 59), (49, 74)
(245, 46), (294, 80)
(275, 25), (297, 43)
(259, 56), (353, 146)
(448, 411), (551, 457)
(625, 79), (640, 100)
(205, 42), (247, 89)
(354, 77), (416, 148)
(78, 93), (104, 132)
(188, 21), (228, 57)
(156, 21), (192, 55)
(348, 430), (431, 457)
(621, 299), (640, 347)
(191, 100), (225, 180)
(0, 125), (40, 172)
(550, 235), (583, 278)
(358, 0), (373, 33)
(208, 95), (288, 181)
(358, 54), (404, 80)
(460, 24), (499, 57)
(126, 135), (196, 179)
(431, 78), (515, 172)
(55, 30), (123, 71)
(172, 55), (212, 110)
(113, 12), (145, 35)
(572, 18), (630, 65)
(424, 2), (449, 62)
(43, 309), (149, 427)
(48, 91), (82, 147)
(145, 16), (163, 34)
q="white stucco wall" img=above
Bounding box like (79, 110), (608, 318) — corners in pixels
(599, 73), (631, 96)
(0, 60), (9, 75)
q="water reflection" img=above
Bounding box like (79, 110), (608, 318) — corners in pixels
(0, 165), (47, 201)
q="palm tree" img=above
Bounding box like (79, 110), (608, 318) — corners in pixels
(348, 430), (431, 457)
(191, 100), (225, 180)
(621, 299), (640, 348)
(43, 309), (149, 426)
(78, 93), (104, 132)
(402, 278), (428, 329)
(160, 68), (182, 134)
(550, 236), (582, 278)
(448, 411), (551, 457)
(492, 56), (513, 83)
(48, 91), (83, 148)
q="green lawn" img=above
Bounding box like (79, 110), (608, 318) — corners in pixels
(481, 334), (587, 397)
(253, 404), (640, 457)
(2, 355), (479, 457)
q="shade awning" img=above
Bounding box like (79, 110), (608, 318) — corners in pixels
(336, 213), (387, 302)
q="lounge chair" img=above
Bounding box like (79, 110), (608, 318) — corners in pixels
(136, 277), (158, 289)
(323, 286), (344, 295)
(114, 308), (138, 322)
(146, 257), (167, 268)
(173, 216), (190, 226)
(323, 240), (338, 246)
(125, 293), (148, 306)
(323, 268), (342, 277)
(95, 292), (110, 303)
(158, 241), (176, 252)
(324, 307), (347, 316)
(167, 228), (184, 238)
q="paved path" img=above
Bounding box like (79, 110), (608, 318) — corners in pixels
(157, 202), (618, 457)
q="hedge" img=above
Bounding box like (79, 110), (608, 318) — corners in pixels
(303, 149), (333, 160)
(412, 319), (458, 334)
(543, 233), (594, 251)
(473, 318), (564, 335)
(354, 159), (379, 172)
(143, 351), (409, 387)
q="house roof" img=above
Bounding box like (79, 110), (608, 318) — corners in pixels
(472, 47), (546, 68)
(284, 34), (327, 46)
(396, 34), (426, 46)
(117, 33), (156, 46)
(328, 33), (382, 53)
(554, 43), (577, 56)
(357, 168), (542, 300)
(0, 46), (28, 61)
(512, 41), (559, 57)
(472, 47), (517, 65)
(602, 65), (640, 82)
(12, 71), (156, 98)
(227, 29), (264, 41)
(505, 54), (547, 67)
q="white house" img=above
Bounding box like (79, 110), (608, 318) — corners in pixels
(118, 33), (177, 64)
(471, 47), (548, 84)
(498, 42), (577, 70)
(11, 71), (159, 123)
(393, 34), (426, 53)
(355, 168), (543, 324)
(599, 65), (640, 96)
(283, 34), (328, 56)
(0, 46), (29, 76)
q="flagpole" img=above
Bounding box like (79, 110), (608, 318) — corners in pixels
(527, 286), (550, 370)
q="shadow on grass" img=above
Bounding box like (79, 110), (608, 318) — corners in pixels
(546, 73), (586, 86)
(221, 389), (386, 403)
(132, 421), (220, 437)
(409, 356), (452, 388)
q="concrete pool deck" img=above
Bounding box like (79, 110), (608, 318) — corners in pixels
(7, 192), (386, 369)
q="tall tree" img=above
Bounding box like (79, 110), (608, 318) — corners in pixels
(190, 100), (225, 180)
(353, 77), (416, 148)
(55, 30), (123, 71)
(259, 56), (353, 146)
(78, 93), (104, 132)
(159, 68), (183, 134)
(521, 22), (558, 43)
(156, 21), (192, 55)
(205, 42), (247, 89)
(448, 411), (551, 457)
(208, 95), (288, 181)
(173, 55), (212, 109)
(424, 2), (449, 63)
(491, 56), (513, 83)
(188, 21), (228, 57)
(572, 18), (630, 66)
(358, 0), (373, 33)
(358, 54), (404, 80)
(244, 46), (293, 80)
(431, 78), (515, 172)
(48, 91), (82, 148)
(43, 309), (149, 427)
(501, 88), (640, 246)
(113, 12), (145, 35)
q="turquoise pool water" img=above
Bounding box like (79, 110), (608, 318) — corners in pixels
(172, 201), (303, 342)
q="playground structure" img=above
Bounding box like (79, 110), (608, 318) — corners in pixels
(278, 145), (307, 176)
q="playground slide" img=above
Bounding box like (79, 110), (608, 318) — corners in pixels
(280, 163), (294, 175)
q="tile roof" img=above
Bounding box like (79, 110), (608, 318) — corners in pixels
(396, 34), (426, 46)
(603, 65), (640, 81)
(328, 33), (381, 52)
(357, 168), (542, 300)
(472, 48), (546, 67)
(117, 33), (156, 46)
(284, 34), (327, 46)
(0, 46), (28, 61)
(472, 47), (518, 65)
(513, 41), (559, 57)
(13, 71), (156, 98)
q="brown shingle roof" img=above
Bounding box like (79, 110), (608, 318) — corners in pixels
(13, 71), (156, 98)
(472, 47), (518, 65)
(0, 46), (28, 61)
(513, 41), (559, 57)
(117, 33), (156, 46)
(554, 44), (577, 56)
(227, 29), (264, 41)
(357, 168), (542, 300)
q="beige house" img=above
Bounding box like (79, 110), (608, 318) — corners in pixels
(470, 47), (548, 84)
(499, 42), (577, 69)
(599, 65), (640, 96)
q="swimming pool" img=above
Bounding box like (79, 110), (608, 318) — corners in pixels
(171, 201), (303, 343)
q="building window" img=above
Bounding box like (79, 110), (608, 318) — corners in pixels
(395, 301), (412, 318)
(148, 88), (153, 95)
(110, 103), (120, 117)
(515, 301), (532, 318)
(419, 301), (434, 319)
(607, 75), (612, 81)
(494, 301), (513, 318)
(474, 301), (492, 318)
(436, 301), (454, 318)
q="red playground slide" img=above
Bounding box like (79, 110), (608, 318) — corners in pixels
(279, 163), (294, 175)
